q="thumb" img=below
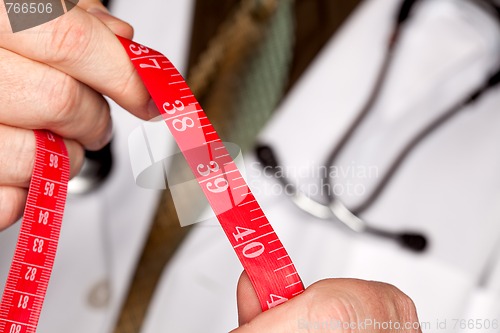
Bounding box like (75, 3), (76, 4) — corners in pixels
(236, 271), (262, 326)
(77, 0), (134, 39)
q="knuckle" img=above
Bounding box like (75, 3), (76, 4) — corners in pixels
(304, 279), (351, 321)
(378, 281), (413, 305)
(45, 17), (93, 65)
(394, 290), (419, 319)
(371, 281), (421, 329)
(46, 74), (80, 128)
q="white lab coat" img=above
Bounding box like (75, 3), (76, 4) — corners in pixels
(2, 0), (500, 332)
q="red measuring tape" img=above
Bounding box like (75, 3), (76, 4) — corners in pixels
(0, 131), (69, 333)
(0, 37), (304, 332)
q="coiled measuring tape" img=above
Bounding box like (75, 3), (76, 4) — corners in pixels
(0, 37), (304, 333)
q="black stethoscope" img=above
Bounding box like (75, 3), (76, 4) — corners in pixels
(255, 0), (500, 252)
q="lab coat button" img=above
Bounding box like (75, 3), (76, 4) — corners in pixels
(87, 278), (111, 309)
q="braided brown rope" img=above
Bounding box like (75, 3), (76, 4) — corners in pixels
(188, 0), (279, 99)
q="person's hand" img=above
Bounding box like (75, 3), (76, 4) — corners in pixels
(232, 272), (422, 333)
(0, 0), (157, 230)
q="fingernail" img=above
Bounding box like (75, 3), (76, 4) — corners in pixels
(87, 7), (118, 25)
(147, 99), (161, 119)
(87, 7), (133, 39)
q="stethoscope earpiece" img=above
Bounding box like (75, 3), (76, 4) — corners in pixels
(256, 144), (280, 170)
(399, 232), (428, 252)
